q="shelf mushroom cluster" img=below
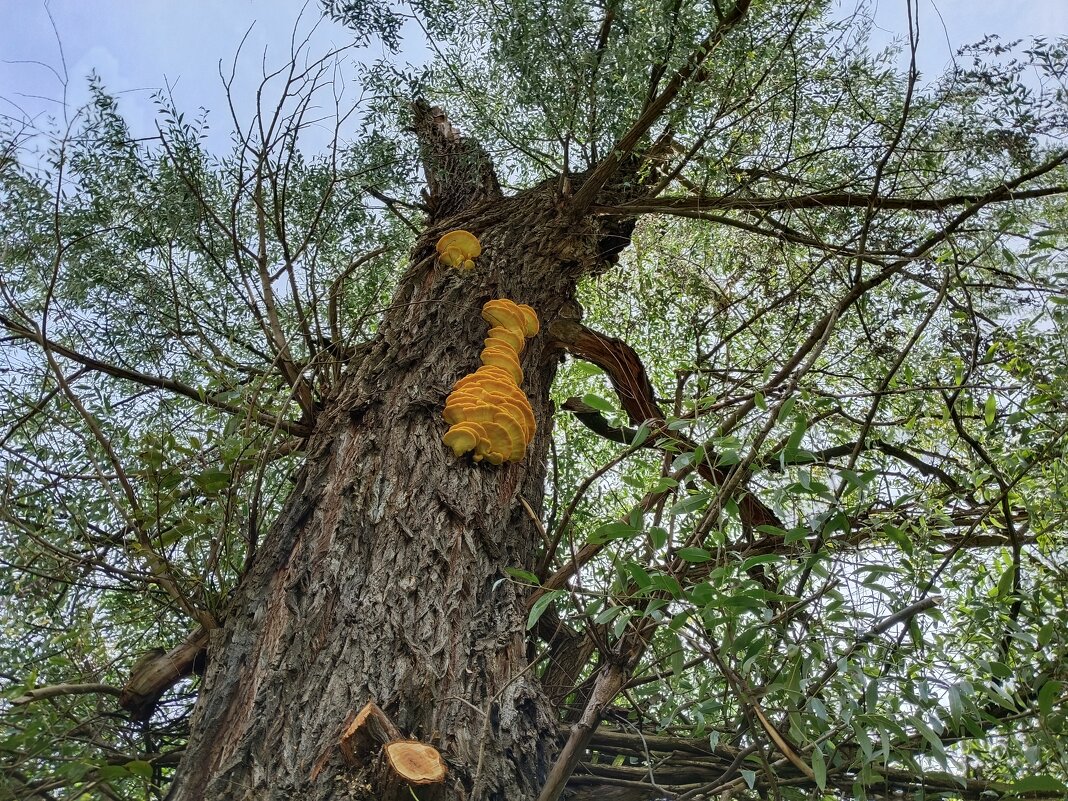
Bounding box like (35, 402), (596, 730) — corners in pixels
(443, 299), (540, 465)
(436, 230), (481, 270)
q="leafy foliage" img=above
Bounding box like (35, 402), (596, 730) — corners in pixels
(2, 1), (1067, 798)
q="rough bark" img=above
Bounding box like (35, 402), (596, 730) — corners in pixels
(168, 149), (641, 798)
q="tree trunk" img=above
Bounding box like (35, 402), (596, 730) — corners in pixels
(168, 166), (632, 798)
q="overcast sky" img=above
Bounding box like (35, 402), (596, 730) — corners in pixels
(1, 0), (1066, 155)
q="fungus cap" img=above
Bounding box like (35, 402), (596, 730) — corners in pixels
(485, 326), (525, 354)
(443, 421), (487, 457)
(453, 365), (516, 391)
(474, 420), (514, 464)
(480, 345), (523, 384)
(515, 304), (539, 336)
(495, 399), (535, 442)
(481, 300), (528, 338)
(444, 402), (498, 427)
(447, 378), (522, 402)
(447, 382), (531, 414)
(491, 410), (528, 459)
(436, 230), (481, 269)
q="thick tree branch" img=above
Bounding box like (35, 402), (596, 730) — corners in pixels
(595, 183), (1068, 216)
(412, 100), (503, 221)
(569, 0), (752, 213)
(536, 608), (597, 711)
(119, 627), (211, 721)
(759, 438), (966, 494)
(561, 397), (640, 445)
(564, 758), (1011, 801)
(538, 638), (654, 801)
(550, 318), (781, 529)
(564, 700), (1026, 801)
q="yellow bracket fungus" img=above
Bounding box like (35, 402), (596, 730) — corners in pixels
(443, 422), (487, 457)
(486, 325), (525, 353)
(482, 299), (539, 337)
(479, 345), (523, 384)
(442, 298), (540, 464)
(436, 230), (481, 269)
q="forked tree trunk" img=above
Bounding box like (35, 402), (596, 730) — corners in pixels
(168, 151), (636, 798)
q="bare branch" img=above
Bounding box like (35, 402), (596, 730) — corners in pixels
(0, 313), (311, 437)
(11, 683), (124, 706)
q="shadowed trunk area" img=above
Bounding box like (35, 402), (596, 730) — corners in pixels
(167, 177), (633, 799)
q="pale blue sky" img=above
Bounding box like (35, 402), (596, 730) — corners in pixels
(0, 0), (416, 153)
(1, 1), (1066, 155)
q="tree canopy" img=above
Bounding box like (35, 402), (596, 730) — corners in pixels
(2, 0), (1068, 798)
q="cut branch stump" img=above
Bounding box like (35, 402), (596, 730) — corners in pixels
(339, 701), (403, 764)
(376, 740), (447, 801)
(338, 702), (447, 799)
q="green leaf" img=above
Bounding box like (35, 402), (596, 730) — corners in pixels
(865, 678), (878, 710)
(648, 574), (683, 598)
(667, 630), (684, 677)
(627, 422), (651, 446)
(648, 526), (668, 549)
(624, 562), (652, 589)
(125, 759), (153, 779)
(668, 610), (691, 632)
(947, 684), (963, 724)
(594, 605), (624, 624)
(193, 468), (231, 493)
(139, 448), (165, 470)
(505, 568), (540, 585)
(1038, 679), (1061, 718)
(589, 521), (641, 544)
(714, 449), (740, 466)
(883, 524), (913, 556)
(668, 492), (710, 516)
(568, 362), (603, 381)
(785, 414), (808, 454)
(731, 624), (761, 655)
(996, 564), (1017, 600)
(670, 451), (694, 470)
(98, 764), (130, 780)
(776, 396), (796, 423)
(984, 393), (996, 426)
(689, 582), (716, 605)
(652, 477), (679, 492)
(581, 393), (615, 413)
(755, 524), (788, 537)
(526, 590), (563, 630)
(811, 744), (826, 791)
(1038, 621), (1055, 647)
(740, 553), (778, 572)
(1007, 775), (1068, 794)
(913, 716), (946, 762)
(676, 547), (711, 563)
